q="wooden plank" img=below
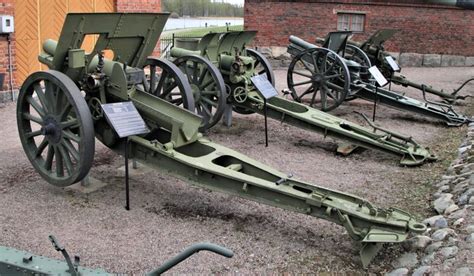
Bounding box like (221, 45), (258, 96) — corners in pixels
(15, 0), (40, 83)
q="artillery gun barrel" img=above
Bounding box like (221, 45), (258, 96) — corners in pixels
(289, 35), (318, 51)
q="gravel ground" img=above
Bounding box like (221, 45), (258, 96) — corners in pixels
(0, 67), (473, 274)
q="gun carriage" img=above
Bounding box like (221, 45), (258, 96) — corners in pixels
(17, 13), (427, 267)
(168, 31), (436, 166)
(315, 29), (473, 103)
(287, 32), (472, 126)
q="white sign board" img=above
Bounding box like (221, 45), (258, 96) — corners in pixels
(368, 66), (388, 87)
(102, 102), (150, 138)
(385, 56), (401, 72)
(251, 75), (278, 99)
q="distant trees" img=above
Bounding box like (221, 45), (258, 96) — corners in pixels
(162, 0), (244, 17)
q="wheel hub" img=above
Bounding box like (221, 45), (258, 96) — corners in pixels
(41, 117), (62, 144)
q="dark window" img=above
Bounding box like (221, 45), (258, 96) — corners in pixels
(337, 13), (365, 32)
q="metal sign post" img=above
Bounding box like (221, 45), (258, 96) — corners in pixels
(251, 75), (278, 147)
(368, 66), (389, 122)
(385, 56), (401, 91)
(101, 102), (150, 210)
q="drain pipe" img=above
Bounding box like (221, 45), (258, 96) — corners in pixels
(426, 0), (474, 10)
(7, 33), (14, 101)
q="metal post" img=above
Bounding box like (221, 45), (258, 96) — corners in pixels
(264, 98), (269, 147)
(372, 85), (378, 122)
(125, 139), (130, 211)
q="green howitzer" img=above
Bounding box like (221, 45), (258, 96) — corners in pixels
(169, 31), (436, 166)
(0, 235), (233, 275)
(17, 13), (427, 268)
(316, 29), (474, 103)
(288, 33), (472, 126)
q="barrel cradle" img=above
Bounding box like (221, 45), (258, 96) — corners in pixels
(15, 13), (428, 269)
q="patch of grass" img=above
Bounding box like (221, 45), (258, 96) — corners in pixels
(162, 25), (244, 38)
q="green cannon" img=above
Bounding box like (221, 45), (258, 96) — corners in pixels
(287, 33), (472, 126)
(315, 29), (473, 103)
(0, 235), (233, 275)
(168, 31), (436, 166)
(17, 13), (427, 268)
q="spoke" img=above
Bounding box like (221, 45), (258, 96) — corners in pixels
(192, 61), (198, 82)
(44, 145), (54, 171)
(254, 59), (261, 68)
(201, 90), (218, 96)
(200, 103), (212, 118)
(198, 66), (209, 85)
(326, 89), (338, 100)
(199, 78), (214, 90)
(33, 83), (51, 114)
(62, 138), (79, 161)
(149, 66), (156, 93)
(299, 85), (315, 98)
(326, 82), (345, 92)
(63, 130), (80, 143)
(55, 145), (64, 177)
(59, 103), (72, 121)
(155, 70), (168, 96)
(324, 73), (340, 80)
(321, 86), (328, 110)
(26, 95), (46, 118)
(23, 113), (43, 124)
(292, 80), (313, 87)
(45, 81), (57, 114)
(161, 81), (177, 97)
(60, 119), (79, 130)
(34, 137), (49, 157)
(258, 69), (266, 75)
(201, 96), (217, 107)
(325, 60), (337, 74)
(25, 130), (43, 139)
(310, 87), (320, 107)
(58, 144), (73, 176)
(299, 60), (315, 74)
(293, 70), (313, 79)
(184, 64), (193, 84)
(311, 53), (320, 74)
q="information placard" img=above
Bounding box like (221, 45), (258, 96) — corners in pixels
(101, 102), (150, 138)
(385, 56), (401, 72)
(251, 75), (278, 99)
(368, 66), (389, 87)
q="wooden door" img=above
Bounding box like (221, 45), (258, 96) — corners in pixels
(15, 0), (116, 84)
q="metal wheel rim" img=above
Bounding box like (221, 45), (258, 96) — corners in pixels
(287, 47), (351, 111)
(247, 48), (276, 86)
(174, 55), (227, 131)
(17, 70), (95, 187)
(345, 44), (373, 85)
(143, 57), (195, 112)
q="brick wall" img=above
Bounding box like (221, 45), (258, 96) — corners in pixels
(244, 0), (474, 56)
(0, 0), (15, 94)
(116, 0), (161, 13)
(116, 0), (162, 56)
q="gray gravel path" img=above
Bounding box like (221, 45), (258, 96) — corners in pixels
(0, 67), (473, 274)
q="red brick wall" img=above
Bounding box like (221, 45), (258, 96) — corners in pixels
(116, 0), (162, 56)
(116, 0), (161, 13)
(0, 0), (15, 92)
(244, 0), (474, 56)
